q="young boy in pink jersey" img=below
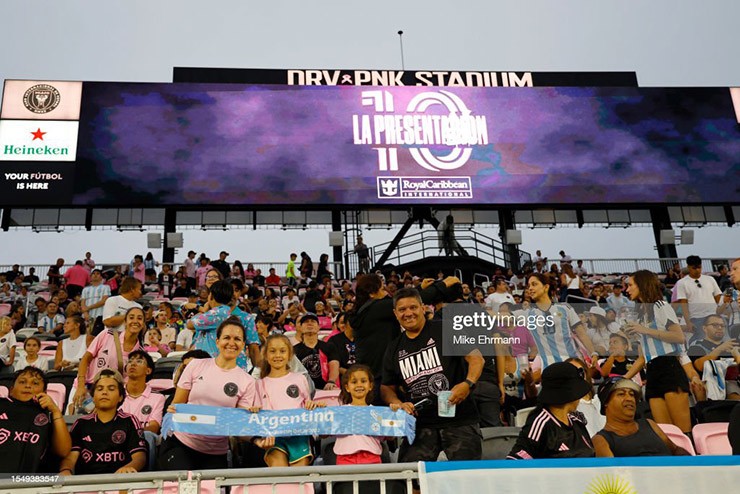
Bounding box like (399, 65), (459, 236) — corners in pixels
(252, 334), (325, 467)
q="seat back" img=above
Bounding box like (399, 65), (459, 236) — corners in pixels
(657, 423), (696, 455)
(481, 426), (521, 459)
(46, 382), (66, 411)
(313, 389), (341, 406)
(693, 422), (731, 455)
(0, 303), (12, 316)
(231, 484), (315, 494)
(148, 378), (174, 392)
(514, 406), (536, 427)
(0, 385), (7, 398)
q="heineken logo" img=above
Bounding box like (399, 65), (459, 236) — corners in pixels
(23, 84), (61, 114)
(2, 128), (69, 156)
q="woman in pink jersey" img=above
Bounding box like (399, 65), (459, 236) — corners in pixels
(159, 316), (256, 470)
(72, 307), (145, 410)
(252, 334), (325, 467)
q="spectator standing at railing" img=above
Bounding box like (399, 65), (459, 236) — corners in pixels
(47, 257), (65, 289)
(183, 250), (197, 289)
(299, 251), (314, 282)
(130, 255), (146, 284)
(485, 277), (515, 312)
(63, 260), (90, 299)
(354, 235), (371, 274)
(675, 255), (722, 344)
(82, 251), (95, 271)
(559, 250), (572, 266)
(209, 251), (230, 279)
(286, 253), (298, 287)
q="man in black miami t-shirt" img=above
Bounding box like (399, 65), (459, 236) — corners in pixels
(382, 287), (484, 462)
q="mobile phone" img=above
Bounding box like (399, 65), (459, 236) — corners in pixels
(412, 398), (433, 411)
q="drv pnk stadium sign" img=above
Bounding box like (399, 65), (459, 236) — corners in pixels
(0, 78), (738, 207)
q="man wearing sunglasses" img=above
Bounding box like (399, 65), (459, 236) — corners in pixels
(675, 255), (722, 345)
(592, 377), (691, 457)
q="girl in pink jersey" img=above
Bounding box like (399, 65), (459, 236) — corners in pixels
(333, 364), (390, 465)
(253, 334), (325, 467)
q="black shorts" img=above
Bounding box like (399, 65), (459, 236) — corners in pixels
(645, 355), (689, 400)
(400, 423), (482, 462)
(158, 434), (228, 471)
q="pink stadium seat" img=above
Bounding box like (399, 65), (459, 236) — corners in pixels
(313, 389), (341, 406)
(36, 291), (51, 301)
(657, 423), (696, 455)
(693, 423), (731, 455)
(148, 378), (174, 392)
(46, 383), (66, 411)
(171, 297), (189, 303)
(0, 386), (8, 398)
(40, 340), (57, 349)
(231, 483), (315, 494)
(0, 303), (12, 316)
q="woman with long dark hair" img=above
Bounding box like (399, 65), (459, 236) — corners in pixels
(624, 270), (690, 434)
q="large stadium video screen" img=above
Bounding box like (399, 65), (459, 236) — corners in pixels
(1, 82), (738, 206)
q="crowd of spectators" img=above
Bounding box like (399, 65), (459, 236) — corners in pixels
(0, 250), (738, 477)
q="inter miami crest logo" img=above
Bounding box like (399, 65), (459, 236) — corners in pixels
(23, 84), (61, 114)
(111, 430), (126, 444)
(141, 405), (152, 415)
(223, 382), (239, 397)
(286, 384), (300, 398)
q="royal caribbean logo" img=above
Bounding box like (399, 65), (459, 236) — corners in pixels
(377, 176), (472, 199)
(22, 84), (61, 114)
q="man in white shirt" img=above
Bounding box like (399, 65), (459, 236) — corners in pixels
(485, 278), (515, 312)
(96, 277), (143, 344)
(574, 260), (588, 277)
(675, 255), (721, 344)
(559, 250), (572, 266)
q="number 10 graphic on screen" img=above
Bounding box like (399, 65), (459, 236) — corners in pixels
(352, 90), (490, 172)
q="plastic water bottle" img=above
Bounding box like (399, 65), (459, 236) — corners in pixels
(79, 395), (94, 414)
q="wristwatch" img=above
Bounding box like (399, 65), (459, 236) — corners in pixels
(464, 379), (477, 390)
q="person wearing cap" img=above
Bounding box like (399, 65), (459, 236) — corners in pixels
(675, 255), (722, 344)
(507, 362), (594, 459)
(293, 312), (340, 390)
(593, 377), (691, 457)
(210, 251), (231, 279)
(607, 282), (634, 312)
(586, 306), (616, 356)
(60, 369), (147, 475)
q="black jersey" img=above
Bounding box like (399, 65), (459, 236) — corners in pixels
(507, 406), (594, 459)
(0, 398), (54, 473)
(293, 341), (339, 390)
(70, 410), (146, 475)
(328, 332), (356, 370)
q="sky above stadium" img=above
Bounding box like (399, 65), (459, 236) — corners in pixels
(0, 0), (738, 266)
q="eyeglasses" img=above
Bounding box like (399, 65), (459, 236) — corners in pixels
(694, 279), (702, 288)
(705, 322), (726, 328)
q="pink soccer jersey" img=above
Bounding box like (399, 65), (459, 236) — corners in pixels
(121, 385), (166, 428)
(85, 330), (142, 384)
(257, 372), (310, 411)
(174, 358), (256, 455)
